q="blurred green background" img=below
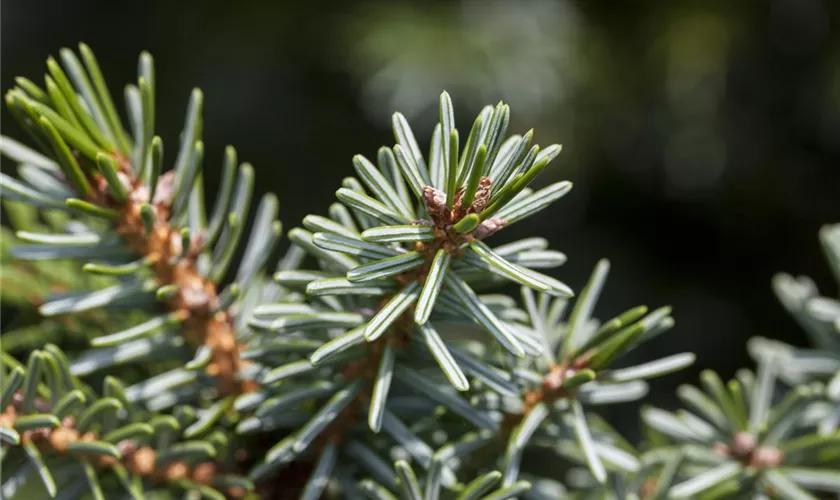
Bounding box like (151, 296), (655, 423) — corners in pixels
(3, 0), (840, 436)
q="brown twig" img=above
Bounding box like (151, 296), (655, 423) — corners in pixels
(87, 155), (253, 396)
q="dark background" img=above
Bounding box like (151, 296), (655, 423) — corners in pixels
(3, 0), (840, 435)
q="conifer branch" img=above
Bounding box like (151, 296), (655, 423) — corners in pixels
(0, 346), (253, 499)
(1, 45), (281, 396)
(3, 43), (839, 500)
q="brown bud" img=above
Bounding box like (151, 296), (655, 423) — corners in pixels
(469, 177), (492, 214)
(191, 462), (217, 484)
(730, 432), (756, 457)
(423, 186), (449, 224)
(49, 427), (80, 453)
(164, 461), (189, 481)
(180, 282), (211, 311)
(127, 446), (157, 475)
(472, 218), (506, 239)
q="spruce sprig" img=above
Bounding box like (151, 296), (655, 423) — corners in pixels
(642, 355), (840, 498)
(239, 92), (583, 497)
(0, 345), (252, 499)
(1, 45), (282, 396)
(460, 261), (691, 488)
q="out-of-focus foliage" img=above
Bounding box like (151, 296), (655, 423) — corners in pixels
(340, 0), (584, 124)
(0, 200), (149, 359)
